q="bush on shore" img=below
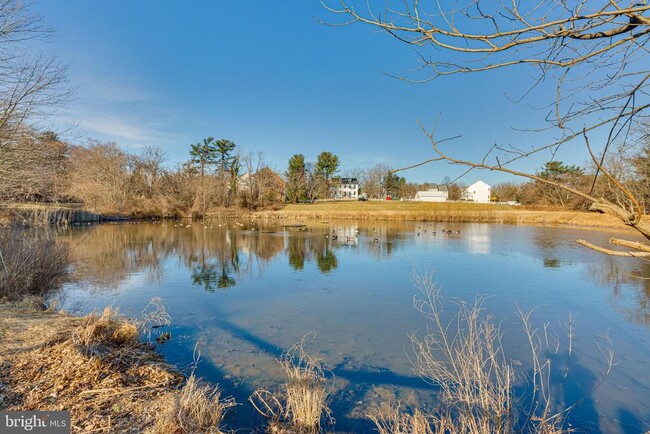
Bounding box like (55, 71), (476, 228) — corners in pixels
(0, 229), (68, 301)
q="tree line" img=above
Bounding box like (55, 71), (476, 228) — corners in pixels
(285, 145), (650, 210)
(1, 130), (285, 217)
(492, 143), (650, 213)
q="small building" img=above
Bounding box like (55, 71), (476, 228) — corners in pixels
(414, 184), (448, 202)
(462, 180), (491, 203)
(332, 177), (359, 200)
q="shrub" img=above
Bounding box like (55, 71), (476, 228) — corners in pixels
(250, 337), (331, 433)
(370, 269), (613, 434)
(0, 229), (68, 301)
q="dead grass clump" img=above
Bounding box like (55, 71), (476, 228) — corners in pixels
(72, 306), (139, 355)
(0, 228), (68, 301)
(0, 299), (237, 433)
(0, 303), (183, 432)
(408, 269), (515, 434)
(138, 296), (172, 342)
(250, 338), (331, 433)
(374, 268), (613, 434)
(153, 374), (234, 434)
(370, 405), (435, 434)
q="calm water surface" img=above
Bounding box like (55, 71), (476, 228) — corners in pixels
(53, 219), (650, 433)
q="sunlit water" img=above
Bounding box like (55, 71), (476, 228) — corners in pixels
(53, 219), (650, 433)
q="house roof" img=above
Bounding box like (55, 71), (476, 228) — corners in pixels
(333, 177), (358, 184)
(239, 167), (285, 186)
(467, 180), (491, 188)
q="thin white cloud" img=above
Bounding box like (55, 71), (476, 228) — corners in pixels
(82, 116), (154, 142)
(82, 78), (152, 104)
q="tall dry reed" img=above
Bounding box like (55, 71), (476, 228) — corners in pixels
(250, 337), (331, 433)
(371, 268), (613, 434)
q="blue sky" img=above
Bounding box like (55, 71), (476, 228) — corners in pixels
(33, 1), (601, 184)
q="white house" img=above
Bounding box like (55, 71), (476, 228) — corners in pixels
(462, 180), (491, 203)
(332, 177), (359, 199)
(414, 185), (448, 202)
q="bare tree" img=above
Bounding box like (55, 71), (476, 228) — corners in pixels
(0, 0), (70, 204)
(305, 162), (326, 202)
(66, 140), (130, 213)
(362, 163), (392, 199)
(0, 0), (69, 139)
(324, 1), (650, 252)
(239, 151), (264, 209)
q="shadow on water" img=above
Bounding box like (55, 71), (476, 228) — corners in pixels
(175, 308), (436, 432)
(617, 408), (648, 434)
(511, 348), (607, 433)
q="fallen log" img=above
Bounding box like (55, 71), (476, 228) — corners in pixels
(577, 239), (650, 257)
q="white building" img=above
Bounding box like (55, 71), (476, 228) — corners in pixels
(332, 177), (359, 199)
(462, 180), (492, 203)
(414, 185), (448, 202)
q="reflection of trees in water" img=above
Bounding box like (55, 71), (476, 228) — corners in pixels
(286, 233), (339, 274)
(287, 235), (307, 270)
(61, 224), (166, 290)
(60, 222), (284, 293)
(534, 230), (563, 250)
(187, 233), (240, 292)
(586, 259), (650, 326)
(543, 258), (560, 268)
(355, 225), (405, 261)
(531, 228), (650, 326)
(534, 229), (565, 268)
(317, 247), (338, 274)
(283, 223), (409, 272)
(60, 221), (413, 293)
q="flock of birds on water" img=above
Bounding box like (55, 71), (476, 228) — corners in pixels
(102, 219), (464, 246)
(102, 220), (460, 243)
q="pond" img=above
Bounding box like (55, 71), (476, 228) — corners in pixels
(53, 219), (650, 433)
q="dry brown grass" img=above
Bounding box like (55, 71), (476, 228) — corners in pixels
(153, 374), (234, 434)
(370, 405), (435, 434)
(138, 296), (172, 342)
(0, 228), (68, 301)
(259, 201), (642, 230)
(368, 269), (613, 434)
(250, 338), (331, 433)
(0, 300), (232, 433)
(71, 306), (139, 354)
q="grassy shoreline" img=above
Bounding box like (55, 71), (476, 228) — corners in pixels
(3, 201), (646, 235)
(256, 201), (645, 232)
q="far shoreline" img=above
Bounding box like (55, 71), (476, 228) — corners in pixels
(254, 201), (647, 237)
(3, 201), (647, 238)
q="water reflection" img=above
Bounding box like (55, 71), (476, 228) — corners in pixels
(534, 229), (568, 268)
(317, 246), (338, 274)
(464, 224), (491, 255)
(58, 221), (650, 327)
(287, 235), (307, 271)
(62, 221), (391, 292)
(587, 259), (650, 326)
(53, 220), (650, 433)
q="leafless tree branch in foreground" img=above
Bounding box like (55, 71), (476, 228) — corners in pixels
(323, 0), (650, 254)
